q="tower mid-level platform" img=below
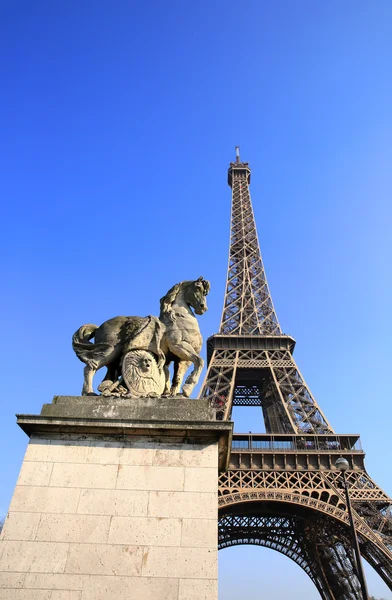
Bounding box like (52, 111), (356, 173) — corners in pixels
(207, 334), (296, 362)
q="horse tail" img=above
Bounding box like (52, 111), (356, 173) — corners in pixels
(72, 324), (98, 347)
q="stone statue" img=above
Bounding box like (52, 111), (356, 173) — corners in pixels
(72, 277), (210, 398)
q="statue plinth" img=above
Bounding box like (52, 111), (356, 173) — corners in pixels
(1, 397), (233, 600)
(17, 396), (232, 471)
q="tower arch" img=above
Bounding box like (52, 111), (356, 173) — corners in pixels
(218, 499), (392, 599)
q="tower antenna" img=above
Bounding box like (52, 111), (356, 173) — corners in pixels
(235, 146), (240, 163)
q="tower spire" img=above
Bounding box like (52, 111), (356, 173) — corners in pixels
(221, 151), (281, 335)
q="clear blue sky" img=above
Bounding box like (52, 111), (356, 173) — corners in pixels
(1, 1), (392, 597)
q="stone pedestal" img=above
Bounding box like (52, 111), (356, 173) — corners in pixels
(0, 396), (232, 600)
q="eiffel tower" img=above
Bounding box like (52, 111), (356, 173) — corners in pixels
(199, 148), (392, 599)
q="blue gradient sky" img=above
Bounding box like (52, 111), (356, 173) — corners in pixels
(1, 1), (391, 597)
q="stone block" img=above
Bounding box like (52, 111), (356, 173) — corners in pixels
(77, 489), (148, 517)
(148, 491), (217, 519)
(151, 448), (183, 467)
(86, 443), (153, 466)
(49, 463), (117, 489)
(0, 591), (52, 600)
(153, 442), (217, 468)
(184, 467), (217, 492)
(51, 593), (81, 600)
(1, 512), (41, 541)
(141, 546), (217, 579)
(0, 541), (69, 573)
(35, 515), (110, 544)
(116, 465), (184, 491)
(17, 462), (53, 487)
(9, 486), (80, 514)
(25, 439), (89, 464)
(65, 544), (142, 576)
(45, 396), (215, 422)
(108, 516), (181, 547)
(0, 572), (25, 588)
(181, 518), (218, 548)
(179, 578), (218, 600)
(23, 573), (85, 591)
(80, 575), (179, 600)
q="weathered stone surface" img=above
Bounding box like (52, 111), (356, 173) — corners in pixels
(42, 396), (215, 421)
(0, 572), (26, 588)
(181, 518), (218, 548)
(1, 512), (41, 541)
(65, 544), (143, 576)
(141, 546), (217, 579)
(56, 588), (82, 600)
(77, 489), (149, 516)
(9, 486), (80, 514)
(51, 592), (81, 600)
(25, 439), (89, 463)
(0, 540), (69, 573)
(178, 578), (218, 600)
(49, 463), (117, 489)
(184, 466), (217, 492)
(85, 443), (153, 466)
(23, 573), (84, 591)
(80, 575), (179, 600)
(148, 491), (217, 519)
(35, 514), (111, 544)
(17, 461), (53, 486)
(0, 591), (52, 600)
(153, 441), (218, 468)
(108, 516), (182, 547)
(116, 465), (185, 491)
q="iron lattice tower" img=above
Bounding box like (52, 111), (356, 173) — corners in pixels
(199, 149), (392, 599)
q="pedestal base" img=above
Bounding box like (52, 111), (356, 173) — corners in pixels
(0, 396), (232, 600)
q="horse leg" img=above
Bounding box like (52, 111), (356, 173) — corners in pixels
(162, 363), (171, 397)
(182, 355), (204, 397)
(82, 360), (99, 396)
(168, 343), (204, 398)
(170, 360), (191, 397)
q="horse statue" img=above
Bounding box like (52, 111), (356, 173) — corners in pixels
(72, 277), (210, 398)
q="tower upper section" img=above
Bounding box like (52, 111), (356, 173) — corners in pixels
(220, 150), (281, 336)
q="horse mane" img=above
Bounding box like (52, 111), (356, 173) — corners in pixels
(160, 281), (183, 317)
(201, 279), (210, 295)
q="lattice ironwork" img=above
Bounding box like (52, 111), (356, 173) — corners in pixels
(200, 347), (333, 434)
(219, 512), (363, 599)
(220, 156), (281, 335)
(199, 150), (392, 596)
(218, 466), (392, 594)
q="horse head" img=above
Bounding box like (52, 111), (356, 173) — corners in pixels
(160, 277), (210, 319)
(183, 276), (210, 315)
